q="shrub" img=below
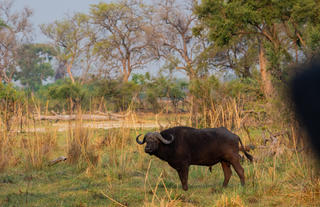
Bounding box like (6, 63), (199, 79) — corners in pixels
(46, 80), (89, 112)
(93, 79), (140, 112)
(133, 73), (188, 113)
(0, 83), (25, 131)
(225, 77), (263, 100)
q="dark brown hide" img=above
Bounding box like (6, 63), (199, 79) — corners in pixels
(137, 126), (253, 191)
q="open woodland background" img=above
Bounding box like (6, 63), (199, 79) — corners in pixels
(1, 0), (320, 206)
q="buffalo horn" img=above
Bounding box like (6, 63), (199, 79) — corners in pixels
(136, 134), (145, 144)
(154, 132), (174, 144)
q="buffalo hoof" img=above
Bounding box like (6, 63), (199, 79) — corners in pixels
(182, 185), (188, 191)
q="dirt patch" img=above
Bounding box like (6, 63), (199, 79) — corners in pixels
(22, 120), (159, 132)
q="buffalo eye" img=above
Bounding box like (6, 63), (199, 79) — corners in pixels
(147, 140), (158, 148)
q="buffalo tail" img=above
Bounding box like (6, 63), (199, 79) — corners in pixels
(238, 137), (253, 162)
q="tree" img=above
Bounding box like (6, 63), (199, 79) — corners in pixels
(90, 0), (155, 82)
(167, 80), (188, 112)
(0, 0), (33, 83)
(290, 1), (320, 58)
(94, 78), (140, 111)
(41, 13), (92, 83)
(152, 0), (209, 125)
(15, 44), (55, 90)
(152, 0), (206, 79)
(196, 36), (259, 79)
(195, 0), (320, 98)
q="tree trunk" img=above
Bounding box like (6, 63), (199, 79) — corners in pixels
(122, 71), (129, 82)
(190, 94), (198, 127)
(67, 56), (75, 84)
(259, 45), (273, 98)
(55, 60), (67, 80)
(189, 73), (198, 127)
(121, 58), (130, 82)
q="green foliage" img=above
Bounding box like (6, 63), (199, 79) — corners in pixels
(40, 13), (90, 62)
(196, 0), (254, 47)
(15, 44), (55, 91)
(144, 76), (172, 112)
(188, 75), (219, 127)
(132, 73), (188, 113)
(167, 80), (188, 111)
(190, 75), (220, 102)
(131, 73), (147, 85)
(36, 75), (186, 113)
(0, 83), (23, 102)
(93, 79), (140, 111)
(225, 77), (263, 99)
(307, 25), (320, 52)
(90, 1), (152, 81)
(0, 83), (25, 130)
(46, 80), (89, 111)
(0, 18), (8, 29)
(40, 12), (92, 82)
(195, 0), (320, 87)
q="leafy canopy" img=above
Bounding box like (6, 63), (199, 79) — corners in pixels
(15, 44), (56, 90)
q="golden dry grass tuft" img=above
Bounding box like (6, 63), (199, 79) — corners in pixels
(67, 121), (101, 170)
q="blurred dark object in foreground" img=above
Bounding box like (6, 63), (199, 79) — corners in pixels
(291, 59), (320, 157)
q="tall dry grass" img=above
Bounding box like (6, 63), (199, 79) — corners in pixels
(0, 98), (27, 171)
(1, 118), (57, 171)
(67, 121), (101, 170)
(21, 130), (57, 169)
(0, 91), (319, 206)
(0, 131), (15, 172)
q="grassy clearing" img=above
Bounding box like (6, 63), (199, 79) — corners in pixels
(0, 118), (319, 207)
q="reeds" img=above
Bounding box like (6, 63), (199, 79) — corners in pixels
(0, 132), (14, 172)
(67, 120), (101, 170)
(22, 130), (57, 169)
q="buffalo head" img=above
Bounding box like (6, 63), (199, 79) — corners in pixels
(136, 132), (174, 154)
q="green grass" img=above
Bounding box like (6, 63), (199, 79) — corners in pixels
(0, 126), (319, 207)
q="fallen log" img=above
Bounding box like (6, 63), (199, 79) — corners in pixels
(48, 156), (67, 166)
(35, 111), (131, 121)
(94, 111), (131, 118)
(36, 114), (121, 121)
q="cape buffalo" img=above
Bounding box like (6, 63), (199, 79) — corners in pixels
(136, 126), (253, 191)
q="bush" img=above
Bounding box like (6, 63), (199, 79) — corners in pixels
(189, 75), (220, 106)
(167, 80), (188, 112)
(93, 79), (140, 112)
(0, 83), (25, 131)
(224, 77), (263, 100)
(132, 73), (188, 113)
(44, 80), (90, 112)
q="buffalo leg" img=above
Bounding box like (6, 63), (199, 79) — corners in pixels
(177, 166), (189, 191)
(229, 154), (245, 186)
(221, 161), (232, 187)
